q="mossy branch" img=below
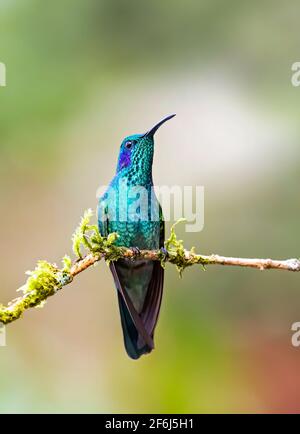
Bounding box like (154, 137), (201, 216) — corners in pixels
(0, 210), (299, 325)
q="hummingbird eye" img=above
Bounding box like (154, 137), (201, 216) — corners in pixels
(125, 140), (135, 150)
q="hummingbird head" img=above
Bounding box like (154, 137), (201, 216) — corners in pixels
(116, 114), (176, 180)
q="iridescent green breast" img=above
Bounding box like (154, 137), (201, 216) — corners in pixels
(108, 220), (161, 250)
(98, 180), (163, 249)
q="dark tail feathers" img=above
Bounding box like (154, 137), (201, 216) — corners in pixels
(117, 292), (152, 359)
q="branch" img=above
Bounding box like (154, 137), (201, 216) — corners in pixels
(71, 251), (300, 273)
(0, 211), (299, 325)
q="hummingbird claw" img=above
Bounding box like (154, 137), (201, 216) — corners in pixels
(160, 247), (169, 258)
(131, 247), (141, 257)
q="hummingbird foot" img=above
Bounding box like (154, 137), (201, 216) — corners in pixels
(160, 247), (169, 259)
(130, 247), (141, 258)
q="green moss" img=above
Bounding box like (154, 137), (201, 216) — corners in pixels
(0, 258), (73, 324)
(62, 255), (72, 272)
(0, 209), (207, 325)
(70, 208), (126, 265)
(164, 219), (189, 276)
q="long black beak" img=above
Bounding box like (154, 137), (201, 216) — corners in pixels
(143, 114), (176, 138)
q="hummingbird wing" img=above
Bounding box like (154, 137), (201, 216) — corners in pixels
(138, 217), (164, 347)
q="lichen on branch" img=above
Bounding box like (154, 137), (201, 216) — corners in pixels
(0, 209), (124, 324)
(0, 209), (299, 326)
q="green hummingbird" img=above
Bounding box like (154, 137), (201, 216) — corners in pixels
(98, 114), (176, 359)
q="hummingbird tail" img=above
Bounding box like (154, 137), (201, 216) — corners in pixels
(110, 261), (164, 360)
(117, 292), (152, 360)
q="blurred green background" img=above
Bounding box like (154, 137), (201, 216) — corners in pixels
(1, 0), (300, 413)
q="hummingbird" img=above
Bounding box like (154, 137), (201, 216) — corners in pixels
(98, 114), (176, 359)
